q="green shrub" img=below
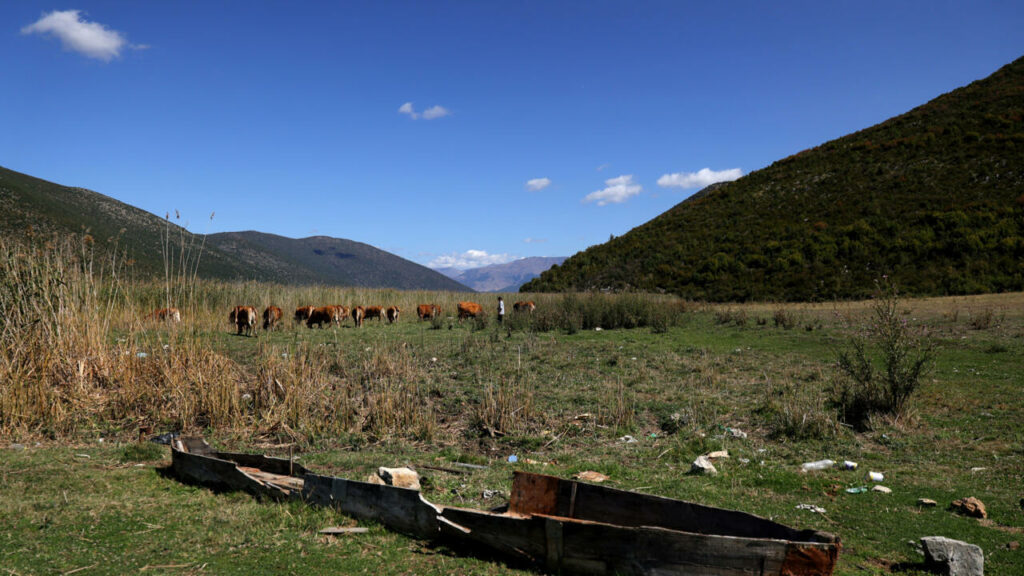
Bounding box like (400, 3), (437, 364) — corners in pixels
(833, 280), (934, 429)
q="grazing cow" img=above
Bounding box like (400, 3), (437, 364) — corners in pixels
(513, 301), (536, 313)
(147, 307), (181, 323)
(386, 305), (401, 324)
(417, 304), (442, 320)
(294, 306), (315, 325)
(307, 306), (343, 329)
(333, 305), (350, 322)
(262, 305), (283, 330)
(351, 305), (365, 328)
(457, 301), (483, 320)
(364, 306), (385, 322)
(231, 305), (258, 336)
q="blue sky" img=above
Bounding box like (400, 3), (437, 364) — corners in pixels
(3, 2), (1023, 270)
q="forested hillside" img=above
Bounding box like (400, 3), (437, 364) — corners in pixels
(523, 56), (1024, 300)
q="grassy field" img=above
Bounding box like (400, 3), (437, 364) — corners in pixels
(1, 242), (1023, 574)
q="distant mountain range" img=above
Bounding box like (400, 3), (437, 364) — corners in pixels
(524, 55), (1024, 300)
(436, 257), (567, 292)
(0, 166), (469, 291)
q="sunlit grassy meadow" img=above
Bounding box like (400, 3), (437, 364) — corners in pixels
(2, 236), (1022, 574)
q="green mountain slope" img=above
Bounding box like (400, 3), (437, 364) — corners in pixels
(523, 56), (1024, 301)
(0, 166), (470, 291)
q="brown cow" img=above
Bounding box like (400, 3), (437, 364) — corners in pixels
(457, 301), (483, 320)
(513, 301), (536, 313)
(364, 306), (385, 322)
(263, 305), (283, 330)
(386, 306), (401, 324)
(351, 305), (365, 327)
(231, 305), (258, 336)
(416, 304), (442, 320)
(147, 307), (181, 322)
(333, 305), (350, 322)
(307, 306), (343, 328)
(294, 305), (315, 325)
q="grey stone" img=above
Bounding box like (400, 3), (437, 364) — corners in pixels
(921, 536), (984, 576)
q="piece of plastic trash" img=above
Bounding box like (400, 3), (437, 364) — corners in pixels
(149, 431), (180, 445)
(801, 459), (835, 472)
(845, 486), (868, 494)
(507, 455), (518, 463)
(867, 471), (884, 482)
(136, 352), (148, 358)
(842, 460), (858, 470)
(795, 504), (826, 514)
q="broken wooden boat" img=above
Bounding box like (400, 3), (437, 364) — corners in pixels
(439, 470), (840, 575)
(170, 438), (839, 575)
(171, 437), (441, 538)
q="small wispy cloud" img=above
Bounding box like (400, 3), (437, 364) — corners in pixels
(523, 237), (547, 244)
(21, 10), (139, 62)
(525, 177), (551, 192)
(657, 167), (743, 189)
(583, 174), (642, 206)
(596, 163), (610, 172)
(429, 249), (517, 270)
(399, 102), (451, 120)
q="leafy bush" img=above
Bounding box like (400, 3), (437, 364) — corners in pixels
(833, 280), (934, 429)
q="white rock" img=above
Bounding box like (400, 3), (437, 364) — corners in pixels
(921, 536), (984, 576)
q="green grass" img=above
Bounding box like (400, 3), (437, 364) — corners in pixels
(3, 293), (1023, 575)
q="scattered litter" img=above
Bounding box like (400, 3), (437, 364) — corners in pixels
(74, 453), (91, 459)
(842, 460), (858, 470)
(690, 455), (718, 476)
(507, 455), (518, 463)
(481, 490), (501, 500)
(451, 462), (488, 471)
(594, 327), (603, 331)
(801, 459), (834, 472)
(951, 497), (987, 519)
(618, 435), (637, 444)
(10, 443), (25, 451)
(872, 485), (892, 494)
(917, 498), (938, 507)
(631, 357), (637, 361)
(136, 352), (148, 358)
(739, 458), (751, 464)
(969, 467), (987, 474)
(575, 413), (593, 421)
(867, 471), (884, 482)
(319, 526), (368, 535)
(795, 504), (826, 514)
(523, 458), (551, 466)
(430, 357), (437, 363)
(726, 427), (747, 439)
(98, 438), (104, 444)
(845, 487), (868, 494)
(149, 432), (180, 445)
(706, 450), (729, 460)
(574, 471), (609, 483)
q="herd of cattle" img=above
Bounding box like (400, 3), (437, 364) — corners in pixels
(146, 300), (536, 336)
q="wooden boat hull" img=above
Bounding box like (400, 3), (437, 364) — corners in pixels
(169, 439), (839, 575)
(437, 472), (839, 576)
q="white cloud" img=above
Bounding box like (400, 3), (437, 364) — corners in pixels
(596, 163), (610, 172)
(398, 102), (450, 120)
(429, 249), (517, 270)
(583, 174), (642, 206)
(525, 177), (551, 192)
(398, 102), (418, 119)
(421, 105), (451, 120)
(657, 167), (743, 189)
(22, 10), (128, 62)
(523, 237), (547, 244)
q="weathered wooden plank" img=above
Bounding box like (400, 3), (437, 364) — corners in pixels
(301, 473), (440, 540)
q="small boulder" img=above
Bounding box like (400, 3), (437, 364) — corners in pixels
(951, 497), (988, 519)
(367, 467), (420, 490)
(690, 455), (718, 476)
(920, 536), (984, 576)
